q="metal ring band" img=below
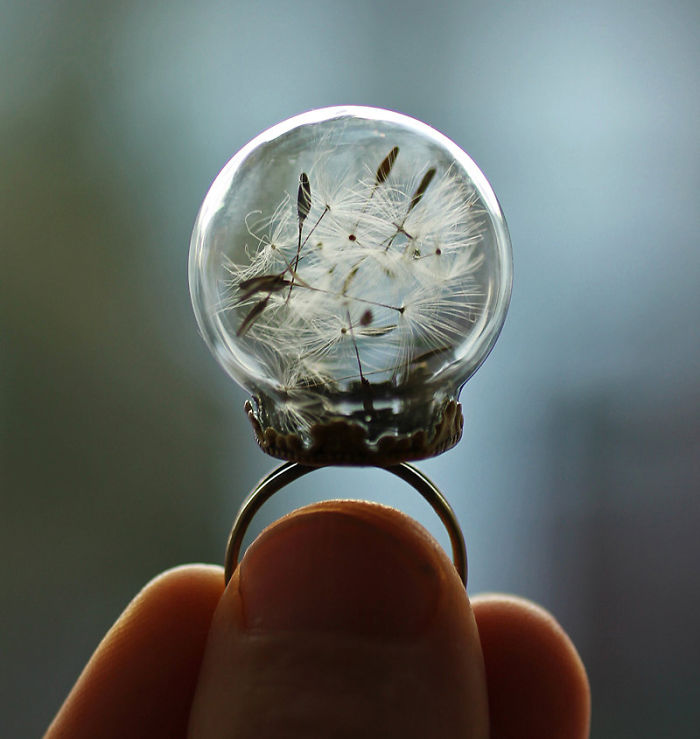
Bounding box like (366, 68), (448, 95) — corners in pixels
(224, 461), (466, 586)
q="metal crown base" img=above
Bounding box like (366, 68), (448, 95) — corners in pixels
(245, 399), (464, 466)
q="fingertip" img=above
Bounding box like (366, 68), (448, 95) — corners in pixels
(190, 502), (489, 738)
(472, 594), (590, 739)
(46, 564), (224, 739)
(130, 564), (224, 622)
(238, 500), (451, 638)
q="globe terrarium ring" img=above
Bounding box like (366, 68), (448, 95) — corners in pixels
(189, 107), (512, 586)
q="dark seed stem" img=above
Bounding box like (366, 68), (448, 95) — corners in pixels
(297, 172), (311, 224)
(384, 166), (437, 251)
(237, 273), (291, 302)
(375, 146), (399, 185)
(407, 168), (436, 214)
(345, 308), (375, 414)
(288, 172), (312, 298)
(295, 282), (404, 313)
(351, 147), (400, 236)
(237, 296), (270, 336)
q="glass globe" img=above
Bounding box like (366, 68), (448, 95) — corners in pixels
(189, 106), (512, 464)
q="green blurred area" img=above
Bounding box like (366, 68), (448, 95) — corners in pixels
(0, 4), (235, 731)
(2, 1), (699, 736)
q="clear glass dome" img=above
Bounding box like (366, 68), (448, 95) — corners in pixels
(189, 106), (512, 464)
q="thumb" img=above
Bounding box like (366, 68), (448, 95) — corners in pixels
(188, 500), (488, 738)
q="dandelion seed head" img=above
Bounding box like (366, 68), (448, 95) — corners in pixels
(190, 107), (512, 451)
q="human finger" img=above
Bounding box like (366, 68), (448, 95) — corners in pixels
(188, 500), (490, 738)
(45, 564), (224, 739)
(472, 594), (591, 738)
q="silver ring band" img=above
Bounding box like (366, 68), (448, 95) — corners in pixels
(224, 462), (467, 586)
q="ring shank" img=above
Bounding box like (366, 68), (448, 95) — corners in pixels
(224, 462), (466, 587)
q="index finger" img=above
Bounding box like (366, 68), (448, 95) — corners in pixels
(45, 565), (224, 739)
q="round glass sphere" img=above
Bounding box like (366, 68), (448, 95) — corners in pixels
(189, 106), (512, 464)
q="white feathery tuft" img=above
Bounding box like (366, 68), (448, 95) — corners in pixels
(216, 143), (487, 425)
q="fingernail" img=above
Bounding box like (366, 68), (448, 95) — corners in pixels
(238, 502), (443, 639)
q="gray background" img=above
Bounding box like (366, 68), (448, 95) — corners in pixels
(2, 1), (699, 736)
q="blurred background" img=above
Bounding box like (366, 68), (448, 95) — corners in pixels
(1, 0), (698, 736)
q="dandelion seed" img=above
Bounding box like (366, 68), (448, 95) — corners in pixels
(237, 273), (290, 302)
(375, 146), (399, 185)
(407, 167), (436, 214)
(297, 172), (312, 225)
(287, 172), (313, 298)
(237, 296), (270, 337)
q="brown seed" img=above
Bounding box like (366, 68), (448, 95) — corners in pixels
(407, 167), (436, 213)
(237, 273), (290, 301)
(237, 296), (270, 336)
(375, 146), (399, 185)
(297, 172), (311, 225)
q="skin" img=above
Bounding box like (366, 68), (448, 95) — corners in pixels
(46, 501), (590, 738)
